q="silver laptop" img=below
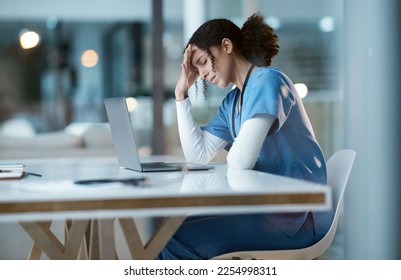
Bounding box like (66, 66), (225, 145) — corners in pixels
(104, 97), (214, 172)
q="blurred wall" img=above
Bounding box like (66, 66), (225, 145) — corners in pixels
(344, 0), (401, 259)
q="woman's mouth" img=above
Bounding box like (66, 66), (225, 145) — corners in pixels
(210, 76), (216, 85)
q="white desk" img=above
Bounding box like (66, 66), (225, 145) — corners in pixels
(0, 157), (331, 259)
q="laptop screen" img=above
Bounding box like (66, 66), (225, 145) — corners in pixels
(104, 97), (143, 171)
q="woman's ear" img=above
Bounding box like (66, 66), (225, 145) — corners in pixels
(221, 38), (233, 54)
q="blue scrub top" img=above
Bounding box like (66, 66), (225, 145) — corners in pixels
(204, 68), (330, 237)
(204, 67), (326, 184)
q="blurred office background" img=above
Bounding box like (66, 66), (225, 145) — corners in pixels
(0, 0), (400, 259)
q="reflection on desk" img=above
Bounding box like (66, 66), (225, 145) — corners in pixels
(0, 158), (331, 222)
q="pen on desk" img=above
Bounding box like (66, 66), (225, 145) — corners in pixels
(74, 177), (148, 186)
(24, 172), (42, 177)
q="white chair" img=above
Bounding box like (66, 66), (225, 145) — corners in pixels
(212, 149), (356, 260)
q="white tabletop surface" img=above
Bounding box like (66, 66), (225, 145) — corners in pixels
(0, 157), (331, 222)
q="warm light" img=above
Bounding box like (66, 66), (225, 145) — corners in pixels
(80, 49), (99, 68)
(295, 83), (308, 99)
(138, 145), (152, 157)
(19, 30), (40, 49)
(125, 97), (138, 112)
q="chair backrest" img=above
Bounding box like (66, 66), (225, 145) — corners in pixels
(212, 149), (356, 260)
(305, 149), (356, 259)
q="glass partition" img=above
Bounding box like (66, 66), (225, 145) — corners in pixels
(0, 0), (343, 159)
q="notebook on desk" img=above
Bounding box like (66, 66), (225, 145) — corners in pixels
(0, 163), (25, 179)
(104, 97), (214, 172)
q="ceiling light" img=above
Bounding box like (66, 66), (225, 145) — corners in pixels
(19, 29), (40, 49)
(295, 83), (308, 99)
(81, 49), (99, 68)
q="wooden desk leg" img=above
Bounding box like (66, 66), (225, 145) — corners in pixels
(118, 218), (145, 259)
(84, 219), (118, 260)
(28, 222), (52, 260)
(28, 244), (43, 260)
(77, 236), (88, 260)
(98, 219), (117, 260)
(88, 219), (100, 260)
(26, 221), (52, 260)
(23, 217), (181, 260)
(65, 220), (88, 260)
(21, 221), (63, 259)
(20, 220), (90, 260)
(64, 220), (90, 259)
(119, 216), (186, 259)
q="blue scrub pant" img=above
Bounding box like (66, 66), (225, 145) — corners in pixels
(156, 212), (318, 260)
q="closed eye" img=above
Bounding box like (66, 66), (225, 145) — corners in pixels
(195, 55), (207, 67)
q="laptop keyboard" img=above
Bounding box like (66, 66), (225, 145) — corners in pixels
(142, 162), (170, 168)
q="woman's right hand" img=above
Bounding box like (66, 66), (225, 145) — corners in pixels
(175, 44), (199, 101)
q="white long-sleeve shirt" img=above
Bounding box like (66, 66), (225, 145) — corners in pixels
(176, 98), (274, 169)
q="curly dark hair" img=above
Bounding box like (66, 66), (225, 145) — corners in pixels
(187, 12), (279, 67)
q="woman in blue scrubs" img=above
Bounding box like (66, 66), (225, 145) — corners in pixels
(157, 13), (332, 259)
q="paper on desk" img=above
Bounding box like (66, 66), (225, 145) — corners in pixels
(0, 163), (25, 179)
(0, 171), (24, 180)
